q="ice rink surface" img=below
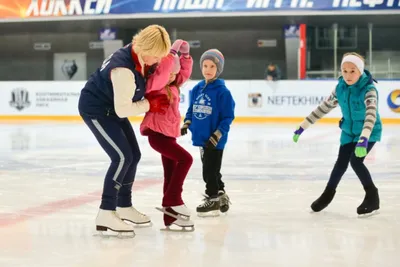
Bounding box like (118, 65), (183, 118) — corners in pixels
(0, 121), (399, 267)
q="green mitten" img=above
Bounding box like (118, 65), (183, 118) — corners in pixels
(355, 137), (368, 158)
(293, 126), (304, 143)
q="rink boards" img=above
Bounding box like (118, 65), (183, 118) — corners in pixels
(0, 80), (399, 123)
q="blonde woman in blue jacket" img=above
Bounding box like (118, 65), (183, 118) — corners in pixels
(293, 52), (382, 216)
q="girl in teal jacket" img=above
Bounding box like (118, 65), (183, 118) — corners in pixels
(293, 52), (382, 216)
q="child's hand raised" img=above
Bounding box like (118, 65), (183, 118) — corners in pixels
(179, 41), (190, 56)
(170, 39), (184, 55)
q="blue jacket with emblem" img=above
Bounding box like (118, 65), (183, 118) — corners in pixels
(78, 43), (148, 118)
(336, 70), (382, 145)
(184, 79), (235, 150)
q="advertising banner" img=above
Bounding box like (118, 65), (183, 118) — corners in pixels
(53, 53), (87, 81)
(3, 81), (84, 115)
(1, 80), (399, 122)
(0, 0), (400, 20)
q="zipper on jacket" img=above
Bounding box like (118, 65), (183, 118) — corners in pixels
(201, 83), (207, 92)
(347, 87), (353, 136)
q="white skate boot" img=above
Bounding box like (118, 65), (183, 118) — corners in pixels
(165, 216), (195, 232)
(95, 209), (135, 238)
(172, 204), (191, 217)
(155, 205), (195, 232)
(116, 206), (151, 226)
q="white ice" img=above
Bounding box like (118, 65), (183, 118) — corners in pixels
(0, 122), (399, 267)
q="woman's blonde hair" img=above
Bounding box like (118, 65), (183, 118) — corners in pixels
(132, 25), (171, 59)
(343, 52), (365, 62)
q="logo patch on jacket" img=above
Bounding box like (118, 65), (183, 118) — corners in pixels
(193, 93), (212, 120)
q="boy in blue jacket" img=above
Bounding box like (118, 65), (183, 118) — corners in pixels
(181, 49), (235, 216)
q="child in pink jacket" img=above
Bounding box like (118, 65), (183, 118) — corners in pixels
(140, 39), (194, 230)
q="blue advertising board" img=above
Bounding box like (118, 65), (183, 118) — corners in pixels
(99, 28), (117, 40)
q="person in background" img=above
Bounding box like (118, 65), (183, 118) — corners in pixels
(264, 63), (281, 81)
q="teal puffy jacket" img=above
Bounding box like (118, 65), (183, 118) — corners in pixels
(336, 70), (382, 145)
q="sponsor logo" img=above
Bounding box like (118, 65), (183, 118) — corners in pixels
(61, 60), (78, 80)
(26, 0), (112, 17)
(248, 93), (262, 108)
(387, 89), (400, 113)
(10, 88), (31, 111)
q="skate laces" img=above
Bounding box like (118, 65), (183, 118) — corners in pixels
(199, 200), (213, 208)
(131, 207), (148, 218)
(199, 196), (217, 208)
(220, 194), (231, 206)
(200, 194), (210, 202)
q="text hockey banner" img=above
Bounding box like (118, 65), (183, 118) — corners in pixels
(0, 0), (400, 19)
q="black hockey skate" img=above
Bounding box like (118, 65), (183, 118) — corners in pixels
(196, 196), (220, 217)
(357, 187), (379, 216)
(311, 188), (336, 212)
(218, 191), (231, 213)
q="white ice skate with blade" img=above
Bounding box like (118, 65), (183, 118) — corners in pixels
(116, 206), (152, 226)
(95, 209), (135, 238)
(164, 217), (195, 232)
(156, 204), (191, 220)
(155, 205), (195, 232)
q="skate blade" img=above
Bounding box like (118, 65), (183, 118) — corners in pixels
(161, 225), (195, 232)
(358, 209), (380, 218)
(155, 207), (190, 221)
(93, 226), (135, 239)
(197, 210), (220, 217)
(121, 219), (153, 228)
(93, 231), (135, 239)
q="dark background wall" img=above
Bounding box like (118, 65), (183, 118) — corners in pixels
(0, 15), (398, 81)
(0, 32), (103, 81)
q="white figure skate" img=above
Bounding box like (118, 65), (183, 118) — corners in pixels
(155, 205), (195, 232)
(116, 206), (152, 227)
(95, 209), (135, 238)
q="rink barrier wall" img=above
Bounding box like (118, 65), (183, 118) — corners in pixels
(1, 80), (399, 124)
